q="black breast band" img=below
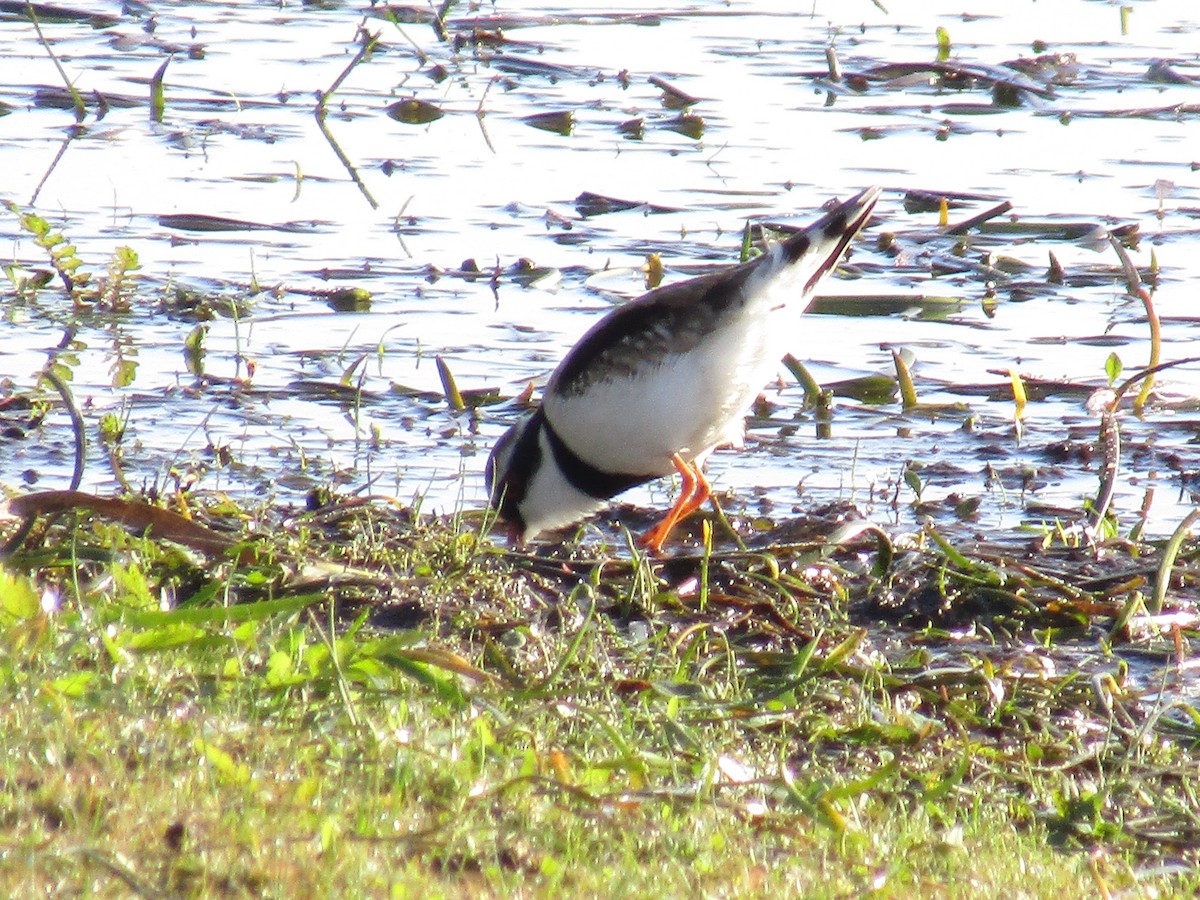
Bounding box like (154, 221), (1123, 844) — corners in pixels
(539, 409), (655, 500)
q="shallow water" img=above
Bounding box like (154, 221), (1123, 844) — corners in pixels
(1, 0), (1198, 540)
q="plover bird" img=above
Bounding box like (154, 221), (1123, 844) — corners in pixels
(487, 186), (880, 551)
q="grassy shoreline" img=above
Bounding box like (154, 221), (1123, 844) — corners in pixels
(2, 499), (1198, 896)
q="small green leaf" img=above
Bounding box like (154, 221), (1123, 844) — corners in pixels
(194, 739), (251, 785)
(436, 355), (465, 411)
(99, 412), (124, 444)
(266, 649), (299, 686)
(0, 569), (41, 622)
(935, 26), (951, 62)
(953, 495), (981, 519)
(127, 622), (208, 651)
(903, 463), (924, 499)
(184, 324), (207, 376)
(782, 354), (823, 406)
(294, 776), (319, 805)
(151, 57), (170, 123)
(1104, 352), (1123, 386)
(319, 815), (338, 851)
(739, 219), (754, 263)
(123, 594), (325, 628)
(821, 630), (866, 670)
(45, 671), (95, 698)
(111, 357), (138, 387)
(893, 349), (919, 409)
(113, 245), (139, 270)
(112, 562), (155, 610)
(324, 287), (372, 312)
(825, 373), (898, 405)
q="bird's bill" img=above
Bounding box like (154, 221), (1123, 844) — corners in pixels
(506, 520), (525, 546)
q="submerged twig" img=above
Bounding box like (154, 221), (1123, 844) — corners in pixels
(474, 75), (499, 154)
(5, 490), (240, 557)
(1088, 233), (1176, 533)
(1090, 355), (1200, 532)
(316, 27), (379, 116)
(25, 6), (87, 204)
(824, 46), (842, 82)
(0, 328), (91, 555)
(375, 6), (430, 61)
(1091, 405), (1120, 532)
(28, 127), (81, 206)
(313, 109), (378, 210)
(314, 27), (381, 209)
(430, 0), (453, 42)
(43, 367), (85, 492)
(29, 4), (84, 123)
(946, 200), (1013, 235)
(1108, 235), (1160, 412)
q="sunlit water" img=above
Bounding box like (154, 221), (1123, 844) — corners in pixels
(1, 0), (1198, 541)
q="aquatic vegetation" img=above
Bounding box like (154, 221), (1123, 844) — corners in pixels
(4, 202), (140, 311)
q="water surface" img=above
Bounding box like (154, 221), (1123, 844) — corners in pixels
(1, 0), (1198, 540)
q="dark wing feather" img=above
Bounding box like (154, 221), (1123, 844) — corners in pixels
(549, 256), (766, 398)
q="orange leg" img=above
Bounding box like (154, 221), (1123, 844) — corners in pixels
(638, 454), (712, 553)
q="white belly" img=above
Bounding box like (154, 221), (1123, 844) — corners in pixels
(543, 302), (790, 475)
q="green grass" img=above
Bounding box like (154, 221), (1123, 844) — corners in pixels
(2, 501), (1198, 897)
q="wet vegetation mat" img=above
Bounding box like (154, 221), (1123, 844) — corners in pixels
(2, 0), (1200, 895)
(2, 483), (1199, 896)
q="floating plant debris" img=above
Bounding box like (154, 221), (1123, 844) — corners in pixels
(385, 98), (445, 124)
(523, 109), (575, 135)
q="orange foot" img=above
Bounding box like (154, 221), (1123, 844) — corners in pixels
(638, 453), (711, 553)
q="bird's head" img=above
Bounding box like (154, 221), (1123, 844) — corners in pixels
(485, 410), (539, 543)
(486, 408), (609, 543)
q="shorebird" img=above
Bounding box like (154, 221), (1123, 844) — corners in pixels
(486, 186), (880, 551)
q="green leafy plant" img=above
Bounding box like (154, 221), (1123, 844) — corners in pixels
(5, 201), (91, 302)
(99, 245), (141, 312)
(5, 202), (140, 311)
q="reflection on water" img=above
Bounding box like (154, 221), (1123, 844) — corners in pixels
(1, 0), (1198, 537)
